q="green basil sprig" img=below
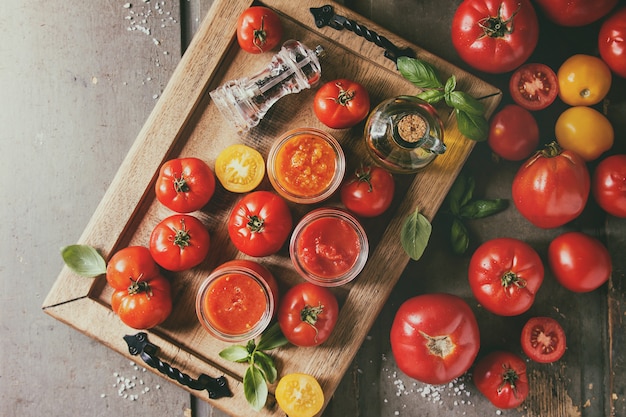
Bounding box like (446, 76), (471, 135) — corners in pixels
(447, 174), (508, 254)
(219, 322), (288, 411)
(400, 208), (432, 261)
(397, 56), (489, 142)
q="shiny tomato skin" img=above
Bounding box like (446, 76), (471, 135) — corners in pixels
(390, 293), (480, 385)
(592, 154), (626, 217)
(155, 157), (216, 213)
(468, 238), (544, 316)
(236, 6), (282, 54)
(512, 142), (590, 229)
(451, 0), (539, 74)
(487, 104), (539, 161)
(149, 214), (210, 272)
(555, 106), (614, 162)
(313, 79), (370, 129)
(106, 246), (172, 330)
(340, 166), (395, 217)
(521, 317), (567, 363)
(278, 282), (339, 347)
(111, 274), (172, 329)
(599, 7), (626, 78)
(534, 0), (618, 26)
(228, 191), (292, 257)
(557, 54), (612, 106)
(509, 63), (559, 111)
(106, 246), (161, 290)
(473, 351), (529, 409)
(548, 232), (612, 293)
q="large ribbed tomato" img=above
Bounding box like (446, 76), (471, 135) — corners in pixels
(451, 0), (539, 73)
(390, 293), (480, 385)
(512, 142), (590, 229)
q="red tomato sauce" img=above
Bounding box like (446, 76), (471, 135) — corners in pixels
(296, 216), (360, 278)
(275, 134), (336, 197)
(203, 273), (267, 335)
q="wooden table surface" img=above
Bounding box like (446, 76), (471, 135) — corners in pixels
(2, 1), (625, 417)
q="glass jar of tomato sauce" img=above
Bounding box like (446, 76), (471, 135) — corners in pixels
(290, 208), (369, 286)
(267, 128), (345, 204)
(196, 260), (278, 342)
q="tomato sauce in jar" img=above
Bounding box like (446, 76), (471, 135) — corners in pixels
(290, 208), (368, 286)
(196, 260), (276, 342)
(268, 128), (345, 204)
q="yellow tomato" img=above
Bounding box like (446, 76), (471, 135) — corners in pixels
(214, 144), (265, 192)
(557, 54), (612, 106)
(275, 373), (324, 417)
(555, 106), (614, 161)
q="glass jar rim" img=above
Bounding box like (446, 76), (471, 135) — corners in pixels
(196, 264), (274, 342)
(289, 207), (369, 287)
(267, 128), (345, 204)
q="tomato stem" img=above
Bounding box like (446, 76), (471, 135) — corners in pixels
(501, 271), (527, 289)
(253, 15), (268, 52)
(173, 175), (190, 193)
(127, 276), (153, 299)
(478, 3), (521, 39)
(246, 215), (265, 233)
(170, 218), (192, 249)
(333, 82), (355, 106)
(419, 331), (454, 358)
(353, 165), (373, 192)
(540, 141), (563, 158)
(301, 303), (324, 343)
(498, 364), (521, 398)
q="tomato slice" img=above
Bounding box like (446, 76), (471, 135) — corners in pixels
(509, 63), (558, 111)
(521, 317), (566, 363)
(215, 144), (265, 192)
(275, 373), (324, 417)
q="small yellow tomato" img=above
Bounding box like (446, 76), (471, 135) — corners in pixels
(214, 144), (265, 192)
(555, 106), (614, 161)
(275, 373), (324, 417)
(557, 54), (612, 106)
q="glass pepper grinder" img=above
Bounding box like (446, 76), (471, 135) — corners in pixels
(210, 40), (324, 132)
(364, 96), (446, 174)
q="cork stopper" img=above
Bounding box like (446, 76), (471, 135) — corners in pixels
(397, 114), (427, 143)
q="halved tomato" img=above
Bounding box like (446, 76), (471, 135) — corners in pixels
(509, 63), (558, 111)
(275, 373), (324, 417)
(521, 317), (566, 363)
(215, 144), (265, 192)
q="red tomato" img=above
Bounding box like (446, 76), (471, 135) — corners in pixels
(473, 351), (529, 409)
(278, 282), (339, 347)
(509, 63), (559, 111)
(228, 191), (292, 257)
(599, 7), (626, 78)
(106, 246), (172, 329)
(521, 317), (567, 363)
(155, 157), (216, 213)
(451, 0), (539, 73)
(236, 6), (282, 54)
(149, 214), (210, 272)
(390, 293), (480, 385)
(340, 165), (395, 217)
(512, 142), (590, 229)
(468, 238), (544, 316)
(548, 232), (612, 293)
(534, 0), (618, 26)
(592, 154), (626, 218)
(487, 104), (539, 161)
(313, 79), (370, 129)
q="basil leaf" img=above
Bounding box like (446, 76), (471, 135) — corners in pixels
(417, 89), (445, 104)
(447, 90), (485, 116)
(256, 322), (288, 351)
(253, 351), (277, 384)
(400, 208), (432, 261)
(447, 174), (467, 216)
(444, 75), (456, 96)
(455, 109), (488, 142)
(460, 199), (509, 219)
(61, 244), (107, 277)
(219, 345), (250, 363)
(460, 176), (475, 208)
(244, 365), (268, 411)
(451, 217), (470, 255)
(397, 56), (443, 89)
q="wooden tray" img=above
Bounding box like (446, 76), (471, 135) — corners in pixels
(43, 1), (501, 415)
